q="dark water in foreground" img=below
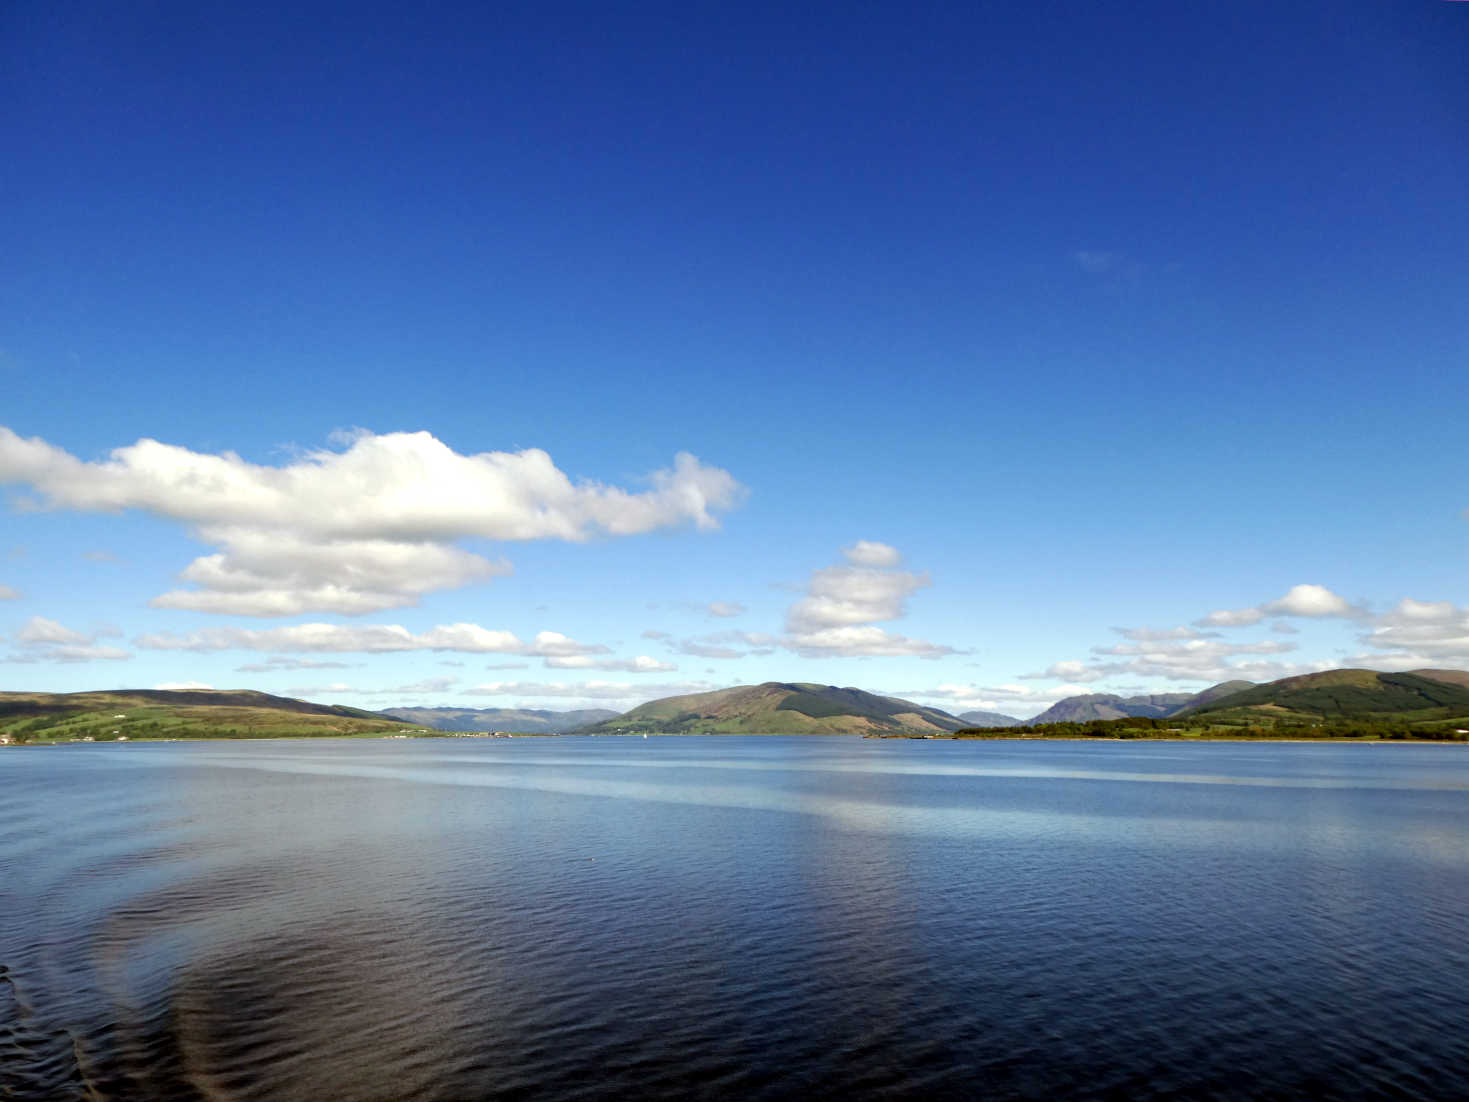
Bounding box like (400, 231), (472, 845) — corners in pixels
(3, 737), (1468, 1101)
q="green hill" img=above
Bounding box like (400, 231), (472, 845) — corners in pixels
(1179, 669), (1469, 723)
(0, 688), (411, 743)
(582, 682), (966, 735)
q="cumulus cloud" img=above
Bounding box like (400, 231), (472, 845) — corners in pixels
(1195, 607), (1266, 628)
(286, 682), (357, 696)
(676, 641), (745, 660)
(641, 629), (671, 640)
(1022, 636), (1320, 685)
(1022, 634), (1310, 687)
(671, 630), (779, 660)
(380, 677), (459, 695)
(783, 625), (954, 659)
(234, 657), (358, 673)
(1358, 598), (1469, 664)
(1024, 660), (1111, 684)
(782, 543), (953, 658)
(706, 601), (745, 618)
(0, 426), (744, 616)
(1113, 625), (1219, 642)
(6, 616), (132, 663)
(1195, 584), (1363, 628)
(149, 531), (512, 616)
(287, 676), (461, 697)
(133, 621), (609, 656)
(543, 655), (677, 672)
(1265, 584), (1361, 618)
(1022, 587), (1467, 696)
(841, 540), (902, 569)
(16, 616), (91, 645)
(0, 585), (18, 599)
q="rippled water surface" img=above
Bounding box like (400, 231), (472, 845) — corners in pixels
(4, 736), (1468, 1100)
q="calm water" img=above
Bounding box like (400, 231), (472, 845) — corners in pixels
(3, 737), (1468, 1101)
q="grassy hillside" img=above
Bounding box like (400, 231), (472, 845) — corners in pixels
(0, 689), (411, 743)
(938, 669), (1469, 740)
(1181, 670), (1469, 723)
(584, 682), (966, 735)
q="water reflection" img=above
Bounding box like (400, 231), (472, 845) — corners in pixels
(2, 737), (1467, 1100)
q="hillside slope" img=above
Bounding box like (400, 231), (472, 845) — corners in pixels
(583, 683), (966, 735)
(0, 688), (407, 742)
(1179, 669), (1469, 722)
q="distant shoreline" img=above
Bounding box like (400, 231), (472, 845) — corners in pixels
(8, 730), (1469, 746)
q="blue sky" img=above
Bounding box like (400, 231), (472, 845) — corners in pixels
(3, 1), (1467, 717)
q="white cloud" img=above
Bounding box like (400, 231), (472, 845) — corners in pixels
(1090, 640), (1295, 659)
(676, 641), (745, 659)
(1359, 598), (1469, 663)
(0, 584), (20, 599)
(153, 680), (214, 690)
(784, 625), (954, 659)
(543, 655), (677, 672)
(669, 630), (779, 660)
(16, 616), (91, 645)
(150, 531), (512, 616)
(1195, 607), (1267, 628)
(6, 616), (133, 663)
(1196, 584), (1362, 628)
(1022, 636), (1323, 684)
(1114, 625), (1219, 642)
(287, 682), (357, 696)
(82, 550), (119, 563)
(781, 543), (953, 659)
(706, 601), (745, 618)
(133, 621), (608, 656)
(0, 426), (744, 616)
(841, 540), (902, 568)
(641, 629), (671, 640)
(1019, 589), (1468, 700)
(786, 565), (925, 633)
(234, 657), (358, 673)
(1264, 584), (1360, 618)
(1025, 660), (1111, 683)
(376, 677), (458, 696)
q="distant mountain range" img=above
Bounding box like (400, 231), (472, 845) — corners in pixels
(8, 668), (1469, 746)
(957, 710), (1025, 727)
(581, 682), (968, 735)
(1023, 681), (1254, 725)
(382, 706), (620, 733)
